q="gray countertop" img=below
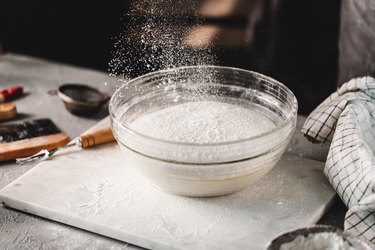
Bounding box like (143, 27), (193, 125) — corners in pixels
(0, 54), (346, 249)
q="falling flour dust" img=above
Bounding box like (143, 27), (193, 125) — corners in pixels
(109, 0), (217, 80)
(128, 101), (276, 144)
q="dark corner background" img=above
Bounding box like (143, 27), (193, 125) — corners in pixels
(0, 0), (341, 115)
(0, 1), (127, 70)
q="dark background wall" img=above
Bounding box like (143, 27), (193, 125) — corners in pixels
(0, 1), (127, 70)
(246, 0), (341, 114)
(0, 0), (341, 115)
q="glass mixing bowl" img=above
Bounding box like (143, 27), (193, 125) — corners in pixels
(109, 66), (297, 197)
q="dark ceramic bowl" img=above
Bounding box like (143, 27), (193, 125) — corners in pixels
(49, 84), (109, 116)
(267, 225), (373, 250)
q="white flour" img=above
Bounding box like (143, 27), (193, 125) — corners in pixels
(128, 101), (276, 143)
(109, 0), (216, 79)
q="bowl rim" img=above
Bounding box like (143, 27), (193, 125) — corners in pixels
(109, 65), (298, 147)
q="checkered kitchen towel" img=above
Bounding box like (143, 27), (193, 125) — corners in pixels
(302, 76), (375, 243)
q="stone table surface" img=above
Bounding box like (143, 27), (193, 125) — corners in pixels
(0, 53), (347, 249)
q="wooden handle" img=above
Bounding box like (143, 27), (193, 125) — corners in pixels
(78, 127), (115, 149)
(0, 132), (69, 161)
(0, 103), (17, 121)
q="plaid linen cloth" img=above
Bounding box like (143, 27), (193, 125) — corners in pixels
(302, 76), (375, 243)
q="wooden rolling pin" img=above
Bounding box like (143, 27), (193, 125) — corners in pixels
(16, 127), (116, 164)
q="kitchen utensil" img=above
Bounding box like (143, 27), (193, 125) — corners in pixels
(48, 84), (109, 116)
(0, 119), (69, 161)
(0, 103), (17, 121)
(109, 65), (298, 197)
(16, 127), (115, 164)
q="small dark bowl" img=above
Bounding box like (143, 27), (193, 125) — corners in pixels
(267, 225), (373, 250)
(49, 84), (109, 116)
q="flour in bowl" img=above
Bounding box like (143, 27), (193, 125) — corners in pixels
(128, 101), (276, 144)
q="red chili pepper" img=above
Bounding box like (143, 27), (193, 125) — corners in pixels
(0, 86), (23, 102)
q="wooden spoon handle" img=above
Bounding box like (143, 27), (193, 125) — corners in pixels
(78, 127), (115, 149)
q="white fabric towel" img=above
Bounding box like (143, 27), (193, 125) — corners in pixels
(302, 76), (375, 243)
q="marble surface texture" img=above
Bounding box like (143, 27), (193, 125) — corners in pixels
(0, 54), (343, 249)
(0, 119), (336, 250)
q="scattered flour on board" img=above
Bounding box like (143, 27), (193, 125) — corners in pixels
(128, 101), (276, 143)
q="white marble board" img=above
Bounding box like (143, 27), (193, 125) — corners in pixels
(0, 119), (336, 250)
